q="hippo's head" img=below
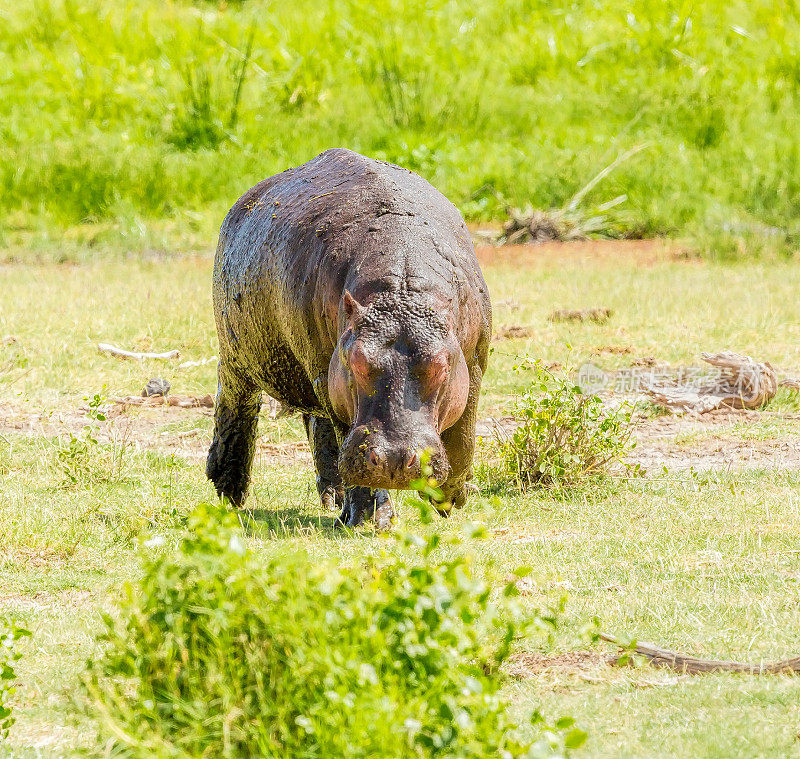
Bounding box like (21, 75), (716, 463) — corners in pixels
(329, 288), (470, 490)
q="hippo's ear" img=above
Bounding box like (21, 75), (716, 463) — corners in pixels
(343, 291), (365, 324)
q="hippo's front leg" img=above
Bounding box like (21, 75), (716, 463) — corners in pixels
(337, 487), (394, 530)
(303, 414), (344, 511)
(436, 361), (485, 516)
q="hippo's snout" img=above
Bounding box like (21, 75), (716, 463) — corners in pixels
(339, 424), (449, 490)
(369, 444), (420, 477)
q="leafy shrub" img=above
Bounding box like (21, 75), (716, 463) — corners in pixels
(484, 360), (639, 491)
(86, 496), (585, 757)
(0, 623), (30, 741)
(51, 393), (118, 487)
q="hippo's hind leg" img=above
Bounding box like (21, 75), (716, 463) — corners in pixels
(206, 365), (261, 506)
(303, 414), (344, 511)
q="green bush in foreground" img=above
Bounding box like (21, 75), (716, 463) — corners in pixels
(87, 499), (585, 758)
(483, 360), (639, 491)
(1, 623), (30, 741)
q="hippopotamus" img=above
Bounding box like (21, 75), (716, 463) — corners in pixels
(206, 148), (492, 528)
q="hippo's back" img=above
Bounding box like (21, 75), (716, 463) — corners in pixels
(218, 148), (469, 259)
(212, 148), (489, 411)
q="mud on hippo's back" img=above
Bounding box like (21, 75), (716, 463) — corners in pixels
(207, 148), (492, 529)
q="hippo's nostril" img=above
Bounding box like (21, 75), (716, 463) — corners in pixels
(370, 449), (380, 467)
(406, 451), (418, 469)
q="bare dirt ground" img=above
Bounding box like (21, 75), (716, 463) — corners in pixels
(474, 238), (684, 268)
(2, 401), (798, 475)
(506, 650), (613, 677)
(628, 407), (800, 473)
(0, 400), (313, 466)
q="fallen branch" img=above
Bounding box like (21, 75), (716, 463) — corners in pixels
(112, 394), (213, 409)
(646, 351), (778, 414)
(599, 632), (800, 674)
(178, 356), (218, 369)
(98, 343), (180, 361)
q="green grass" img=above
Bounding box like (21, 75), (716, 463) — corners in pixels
(4, 437), (800, 757)
(3, 256), (800, 411)
(2, 0), (800, 254)
(3, 253), (800, 756)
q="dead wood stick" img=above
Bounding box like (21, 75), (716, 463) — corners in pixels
(98, 343), (180, 361)
(599, 632), (800, 674)
(177, 356), (217, 369)
(111, 394), (214, 409)
(645, 350), (778, 414)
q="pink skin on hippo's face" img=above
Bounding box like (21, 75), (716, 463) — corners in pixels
(328, 290), (470, 490)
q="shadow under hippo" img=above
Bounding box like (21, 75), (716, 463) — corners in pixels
(206, 148), (492, 529)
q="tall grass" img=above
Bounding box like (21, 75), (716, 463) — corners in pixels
(1, 0), (800, 249)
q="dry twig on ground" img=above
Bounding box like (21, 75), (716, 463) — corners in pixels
(98, 343), (180, 361)
(600, 632), (800, 675)
(178, 356), (218, 369)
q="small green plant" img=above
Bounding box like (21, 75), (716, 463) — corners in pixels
(0, 348), (29, 377)
(52, 392), (131, 487)
(53, 430), (99, 486)
(0, 623), (31, 742)
(86, 487), (586, 757)
(485, 360), (639, 491)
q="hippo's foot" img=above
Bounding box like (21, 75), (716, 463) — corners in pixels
(319, 484), (343, 511)
(432, 480), (470, 518)
(336, 487), (394, 530)
(206, 377), (261, 507)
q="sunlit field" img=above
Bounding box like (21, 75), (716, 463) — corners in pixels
(3, 0), (800, 755)
(3, 248), (800, 756)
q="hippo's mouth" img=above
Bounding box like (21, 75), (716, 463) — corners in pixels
(338, 440), (450, 492)
(339, 467), (449, 492)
